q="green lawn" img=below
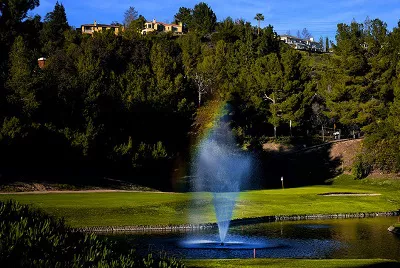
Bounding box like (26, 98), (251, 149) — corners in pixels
(185, 259), (400, 268)
(0, 175), (399, 227)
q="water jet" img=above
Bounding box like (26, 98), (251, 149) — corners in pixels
(190, 114), (251, 246)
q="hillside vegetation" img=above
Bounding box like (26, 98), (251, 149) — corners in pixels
(1, 1), (400, 189)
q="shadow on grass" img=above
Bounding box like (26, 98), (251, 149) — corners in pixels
(360, 263), (400, 268)
(0, 127), (344, 192)
(254, 142), (342, 189)
(174, 141), (344, 192)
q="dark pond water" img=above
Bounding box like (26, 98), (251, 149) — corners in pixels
(107, 217), (400, 260)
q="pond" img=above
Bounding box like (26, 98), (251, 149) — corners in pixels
(106, 217), (400, 260)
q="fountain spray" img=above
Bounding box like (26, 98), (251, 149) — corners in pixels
(194, 117), (250, 243)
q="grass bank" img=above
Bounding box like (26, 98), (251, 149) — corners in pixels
(185, 259), (400, 268)
(0, 175), (399, 227)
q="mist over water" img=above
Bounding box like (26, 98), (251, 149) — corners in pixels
(194, 120), (251, 242)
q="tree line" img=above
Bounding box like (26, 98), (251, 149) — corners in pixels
(1, 1), (400, 188)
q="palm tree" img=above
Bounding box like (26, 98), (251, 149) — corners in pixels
(254, 13), (265, 35)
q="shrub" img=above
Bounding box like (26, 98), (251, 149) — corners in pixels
(352, 154), (372, 180)
(0, 200), (185, 268)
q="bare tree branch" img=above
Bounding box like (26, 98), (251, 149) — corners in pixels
(263, 93), (275, 104)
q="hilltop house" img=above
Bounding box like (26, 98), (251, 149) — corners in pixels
(142, 19), (183, 35)
(280, 35), (324, 52)
(81, 21), (123, 35)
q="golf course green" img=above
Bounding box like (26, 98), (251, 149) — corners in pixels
(1, 174), (399, 267)
(0, 175), (399, 227)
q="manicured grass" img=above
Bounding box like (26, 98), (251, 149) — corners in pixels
(0, 192), (192, 227)
(0, 175), (399, 227)
(185, 259), (400, 268)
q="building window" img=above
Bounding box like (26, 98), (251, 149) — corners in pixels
(102, 27), (107, 31)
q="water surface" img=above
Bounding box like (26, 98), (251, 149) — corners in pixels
(106, 217), (400, 260)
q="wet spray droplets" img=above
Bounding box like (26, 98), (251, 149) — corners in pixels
(194, 120), (251, 243)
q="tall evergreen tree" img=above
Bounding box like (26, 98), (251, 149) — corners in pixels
(325, 37), (329, 52)
(40, 1), (69, 55)
(191, 2), (216, 36)
(7, 36), (39, 118)
(0, 0), (40, 120)
(174, 7), (192, 32)
(301, 28), (312, 39)
(256, 25), (280, 56)
(252, 53), (283, 137)
(319, 36), (324, 48)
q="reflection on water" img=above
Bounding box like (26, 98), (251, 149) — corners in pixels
(106, 217), (400, 260)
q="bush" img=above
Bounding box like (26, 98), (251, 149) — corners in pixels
(362, 111), (400, 173)
(352, 154), (372, 180)
(0, 200), (185, 268)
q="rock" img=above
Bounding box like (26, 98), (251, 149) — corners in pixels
(388, 226), (400, 235)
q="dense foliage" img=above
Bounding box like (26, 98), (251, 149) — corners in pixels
(1, 1), (400, 186)
(0, 200), (185, 267)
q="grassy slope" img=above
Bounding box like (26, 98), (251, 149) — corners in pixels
(185, 259), (400, 268)
(0, 175), (399, 227)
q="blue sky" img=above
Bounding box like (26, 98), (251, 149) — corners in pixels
(32, 0), (400, 41)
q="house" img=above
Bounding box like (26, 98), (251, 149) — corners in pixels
(280, 35), (324, 52)
(141, 19), (183, 35)
(81, 21), (123, 35)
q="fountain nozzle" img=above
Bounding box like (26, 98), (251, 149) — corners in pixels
(220, 242), (225, 246)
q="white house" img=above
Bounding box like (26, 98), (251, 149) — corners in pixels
(280, 35), (324, 52)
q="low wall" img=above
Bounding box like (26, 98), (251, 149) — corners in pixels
(74, 223), (217, 233)
(74, 210), (400, 233)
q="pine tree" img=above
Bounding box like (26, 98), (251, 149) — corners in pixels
(7, 36), (39, 117)
(0, 0), (40, 118)
(174, 7), (192, 31)
(191, 2), (217, 36)
(40, 1), (69, 55)
(325, 37), (329, 52)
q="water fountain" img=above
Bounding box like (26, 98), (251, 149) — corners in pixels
(195, 119), (248, 242)
(181, 116), (269, 249)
